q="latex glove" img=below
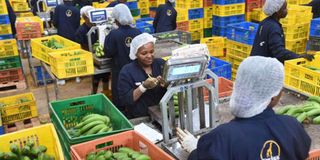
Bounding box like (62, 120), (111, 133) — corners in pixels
(143, 77), (159, 89)
(299, 54), (315, 61)
(177, 128), (198, 153)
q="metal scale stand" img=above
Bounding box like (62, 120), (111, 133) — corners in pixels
(158, 44), (220, 160)
(36, 0), (58, 35)
(86, 8), (114, 73)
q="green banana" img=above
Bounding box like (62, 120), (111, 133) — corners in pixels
(296, 112), (308, 123)
(80, 121), (104, 134)
(82, 116), (109, 126)
(308, 96), (320, 104)
(84, 124), (107, 135)
(97, 126), (109, 133)
(306, 108), (320, 117)
(82, 114), (99, 121)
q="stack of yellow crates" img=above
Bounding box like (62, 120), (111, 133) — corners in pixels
(287, 0), (311, 5)
(281, 5), (313, 54)
(9, 0), (30, 13)
(245, 0), (264, 21)
(203, 0), (213, 37)
(138, 0), (150, 17)
(148, 0), (165, 18)
(176, 0), (203, 42)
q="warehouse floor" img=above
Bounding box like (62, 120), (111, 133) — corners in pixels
(1, 58), (319, 150)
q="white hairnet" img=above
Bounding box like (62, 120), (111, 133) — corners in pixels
(263, 0), (285, 16)
(230, 56), (284, 118)
(130, 33), (156, 60)
(168, 0), (176, 3)
(80, 6), (94, 18)
(112, 4), (134, 25)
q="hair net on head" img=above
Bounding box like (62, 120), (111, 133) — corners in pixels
(129, 33), (156, 60)
(230, 56), (284, 118)
(263, 0), (285, 16)
(112, 4), (134, 25)
(80, 6), (94, 18)
(168, 0), (176, 3)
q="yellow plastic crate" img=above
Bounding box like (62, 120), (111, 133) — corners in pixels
(138, 1), (149, 8)
(284, 55), (320, 96)
(0, 24), (12, 35)
(177, 8), (188, 22)
(189, 18), (203, 31)
(200, 37), (225, 57)
(133, 15), (141, 21)
(190, 29), (203, 41)
(287, 0), (311, 5)
(49, 49), (94, 79)
(286, 38), (308, 54)
(92, 1), (109, 8)
(280, 5), (312, 25)
(0, 123), (64, 159)
(0, 93), (38, 124)
(0, 0), (8, 15)
(226, 53), (244, 71)
(283, 23), (310, 40)
(12, 2), (30, 12)
(203, 17), (212, 28)
(140, 7), (149, 15)
(204, 7), (213, 18)
(16, 11), (34, 17)
(231, 68), (237, 81)
(0, 39), (19, 58)
(212, 3), (245, 17)
(17, 16), (44, 33)
(149, 0), (165, 7)
(31, 35), (81, 64)
(176, 0), (203, 9)
(226, 39), (252, 59)
(250, 8), (267, 22)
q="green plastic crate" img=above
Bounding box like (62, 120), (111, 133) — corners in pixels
(131, 9), (140, 17)
(0, 56), (21, 71)
(204, 28), (212, 38)
(49, 94), (133, 160)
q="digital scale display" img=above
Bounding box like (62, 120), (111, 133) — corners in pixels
(166, 63), (202, 81)
(46, 0), (58, 7)
(90, 10), (107, 23)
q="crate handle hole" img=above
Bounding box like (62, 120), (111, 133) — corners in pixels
(69, 100), (85, 106)
(96, 141), (114, 149)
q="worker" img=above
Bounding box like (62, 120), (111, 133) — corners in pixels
(104, 4), (141, 112)
(153, 0), (177, 33)
(177, 56), (311, 160)
(117, 33), (167, 118)
(5, 0), (16, 35)
(307, 0), (320, 18)
(52, 0), (80, 41)
(250, 0), (314, 63)
(106, 0), (127, 7)
(75, 6), (109, 94)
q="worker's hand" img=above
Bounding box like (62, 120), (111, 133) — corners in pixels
(176, 128), (198, 153)
(300, 54), (315, 61)
(143, 77), (159, 89)
(156, 76), (167, 88)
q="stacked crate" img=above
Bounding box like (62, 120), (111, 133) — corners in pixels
(280, 5), (312, 54)
(10, 0), (30, 13)
(203, 0), (213, 37)
(0, 1), (13, 40)
(135, 17), (154, 33)
(138, 0), (150, 17)
(127, 0), (141, 21)
(176, 0), (204, 42)
(0, 39), (26, 91)
(16, 16), (43, 41)
(249, 8), (266, 22)
(201, 36), (226, 58)
(309, 18), (320, 51)
(212, 0), (246, 37)
(286, 0), (311, 5)
(245, 0), (264, 21)
(225, 22), (259, 80)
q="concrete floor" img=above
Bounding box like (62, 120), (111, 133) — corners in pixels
(1, 58), (319, 151)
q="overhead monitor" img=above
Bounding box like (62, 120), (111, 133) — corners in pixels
(89, 9), (107, 23)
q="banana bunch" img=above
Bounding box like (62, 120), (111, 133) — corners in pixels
(68, 114), (113, 138)
(93, 41), (104, 58)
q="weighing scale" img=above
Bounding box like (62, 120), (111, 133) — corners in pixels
(36, 0), (58, 35)
(87, 8), (114, 70)
(157, 44), (220, 159)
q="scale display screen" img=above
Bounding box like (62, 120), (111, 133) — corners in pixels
(166, 63), (202, 81)
(46, 0), (58, 7)
(89, 10), (107, 23)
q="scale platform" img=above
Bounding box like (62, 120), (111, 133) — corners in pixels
(94, 55), (112, 69)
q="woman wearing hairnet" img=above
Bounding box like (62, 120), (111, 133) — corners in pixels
(117, 33), (167, 118)
(104, 4), (141, 112)
(75, 6), (109, 94)
(178, 56), (311, 160)
(153, 0), (177, 33)
(106, 0), (127, 7)
(250, 0), (314, 63)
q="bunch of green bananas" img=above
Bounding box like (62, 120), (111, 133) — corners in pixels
(86, 147), (151, 160)
(93, 41), (104, 58)
(68, 114), (113, 138)
(42, 38), (64, 49)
